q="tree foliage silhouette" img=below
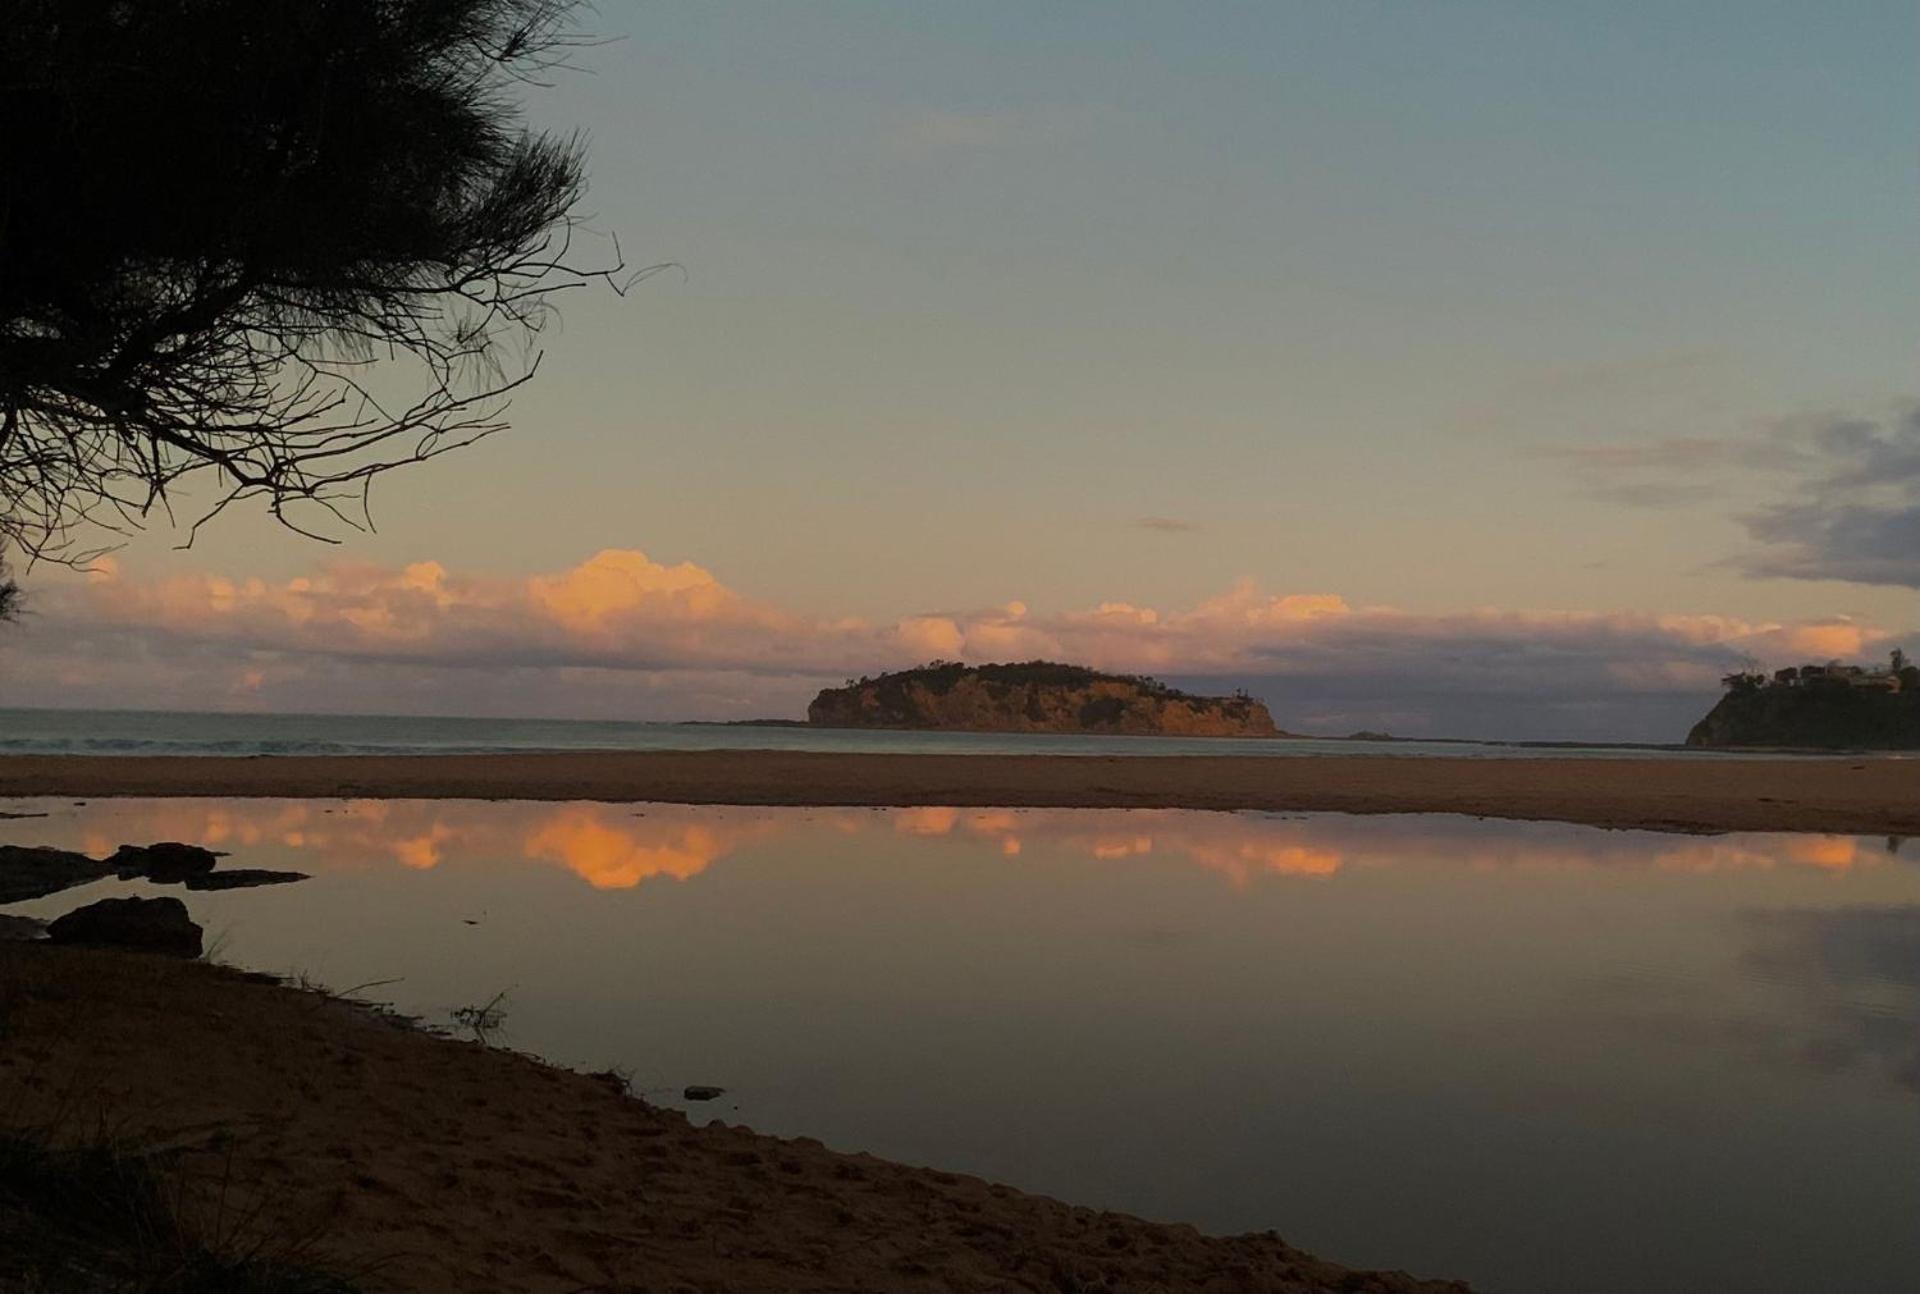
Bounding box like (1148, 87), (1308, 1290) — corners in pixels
(0, 0), (631, 564)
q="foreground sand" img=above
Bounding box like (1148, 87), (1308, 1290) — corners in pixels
(2, 749), (1919, 834)
(0, 944), (1465, 1293)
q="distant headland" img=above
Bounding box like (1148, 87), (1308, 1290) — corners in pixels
(806, 661), (1283, 737)
(1688, 652), (1920, 749)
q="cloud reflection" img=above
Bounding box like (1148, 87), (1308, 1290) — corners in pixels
(15, 801), (1894, 895)
(1741, 904), (1920, 1094)
(524, 808), (775, 890)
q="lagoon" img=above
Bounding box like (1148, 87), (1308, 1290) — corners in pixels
(5, 798), (1916, 1292)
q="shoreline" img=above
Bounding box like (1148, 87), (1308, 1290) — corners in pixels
(3, 750), (1919, 834)
(0, 943), (1468, 1292)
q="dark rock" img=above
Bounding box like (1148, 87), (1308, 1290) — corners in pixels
(682, 1085), (725, 1102)
(108, 841), (224, 883)
(182, 868), (308, 891)
(0, 845), (112, 904)
(46, 896), (203, 958)
(0, 913), (47, 941)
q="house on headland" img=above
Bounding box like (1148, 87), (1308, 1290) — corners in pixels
(1725, 653), (1911, 695)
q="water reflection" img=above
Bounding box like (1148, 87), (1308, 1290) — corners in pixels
(1742, 904), (1920, 1094)
(3, 798), (1917, 1294)
(524, 807), (779, 889)
(20, 798), (1901, 891)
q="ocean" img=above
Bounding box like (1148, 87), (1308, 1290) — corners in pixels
(0, 706), (1814, 759)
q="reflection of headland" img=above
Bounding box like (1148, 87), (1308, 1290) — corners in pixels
(32, 800), (1893, 894)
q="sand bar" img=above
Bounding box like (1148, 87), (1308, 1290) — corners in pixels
(2, 750), (1917, 834)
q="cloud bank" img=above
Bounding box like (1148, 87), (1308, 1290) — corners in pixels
(0, 546), (1901, 742)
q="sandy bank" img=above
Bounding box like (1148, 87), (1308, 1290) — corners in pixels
(1, 750), (1918, 834)
(0, 944), (1465, 1293)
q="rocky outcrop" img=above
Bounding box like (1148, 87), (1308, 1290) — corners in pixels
(808, 662), (1281, 737)
(181, 868), (308, 891)
(0, 914), (47, 941)
(1687, 687), (1920, 749)
(0, 845), (112, 903)
(109, 841), (224, 883)
(0, 840), (303, 903)
(46, 896), (203, 957)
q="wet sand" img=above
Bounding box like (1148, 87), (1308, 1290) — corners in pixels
(0, 944), (1467, 1293)
(1, 749), (1918, 834)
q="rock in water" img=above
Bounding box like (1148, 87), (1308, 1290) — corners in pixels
(0, 845), (113, 903)
(46, 896), (203, 958)
(0, 914), (47, 941)
(109, 841), (224, 883)
(184, 868), (308, 891)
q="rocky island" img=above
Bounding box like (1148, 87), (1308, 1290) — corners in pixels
(807, 661), (1282, 737)
(1687, 654), (1920, 749)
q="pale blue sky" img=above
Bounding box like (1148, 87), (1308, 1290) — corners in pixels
(9, 2), (1918, 735)
(373, 2), (1917, 615)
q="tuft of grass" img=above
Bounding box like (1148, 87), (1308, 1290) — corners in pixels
(448, 989), (510, 1045)
(0, 1131), (364, 1292)
(586, 1065), (634, 1098)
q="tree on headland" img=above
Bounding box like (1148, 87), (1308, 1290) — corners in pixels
(0, 0), (637, 568)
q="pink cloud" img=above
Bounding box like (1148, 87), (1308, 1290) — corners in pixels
(1, 546), (1904, 737)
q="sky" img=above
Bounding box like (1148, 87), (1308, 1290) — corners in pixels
(3, 1), (1917, 740)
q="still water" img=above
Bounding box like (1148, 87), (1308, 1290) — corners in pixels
(5, 799), (1916, 1293)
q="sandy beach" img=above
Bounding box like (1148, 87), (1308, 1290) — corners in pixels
(2, 749), (1918, 835)
(0, 944), (1467, 1293)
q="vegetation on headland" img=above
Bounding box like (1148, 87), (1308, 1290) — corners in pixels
(1688, 651), (1920, 749)
(808, 660), (1284, 736)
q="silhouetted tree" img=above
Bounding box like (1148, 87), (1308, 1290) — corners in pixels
(1, 0), (637, 564)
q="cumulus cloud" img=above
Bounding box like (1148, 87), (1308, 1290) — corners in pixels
(45, 548), (854, 674)
(0, 546), (1904, 740)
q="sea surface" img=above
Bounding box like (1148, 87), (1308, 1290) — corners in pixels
(5, 798), (1916, 1293)
(0, 706), (1840, 759)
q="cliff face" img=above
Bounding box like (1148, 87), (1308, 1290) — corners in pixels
(1686, 686), (1920, 749)
(808, 662), (1280, 737)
